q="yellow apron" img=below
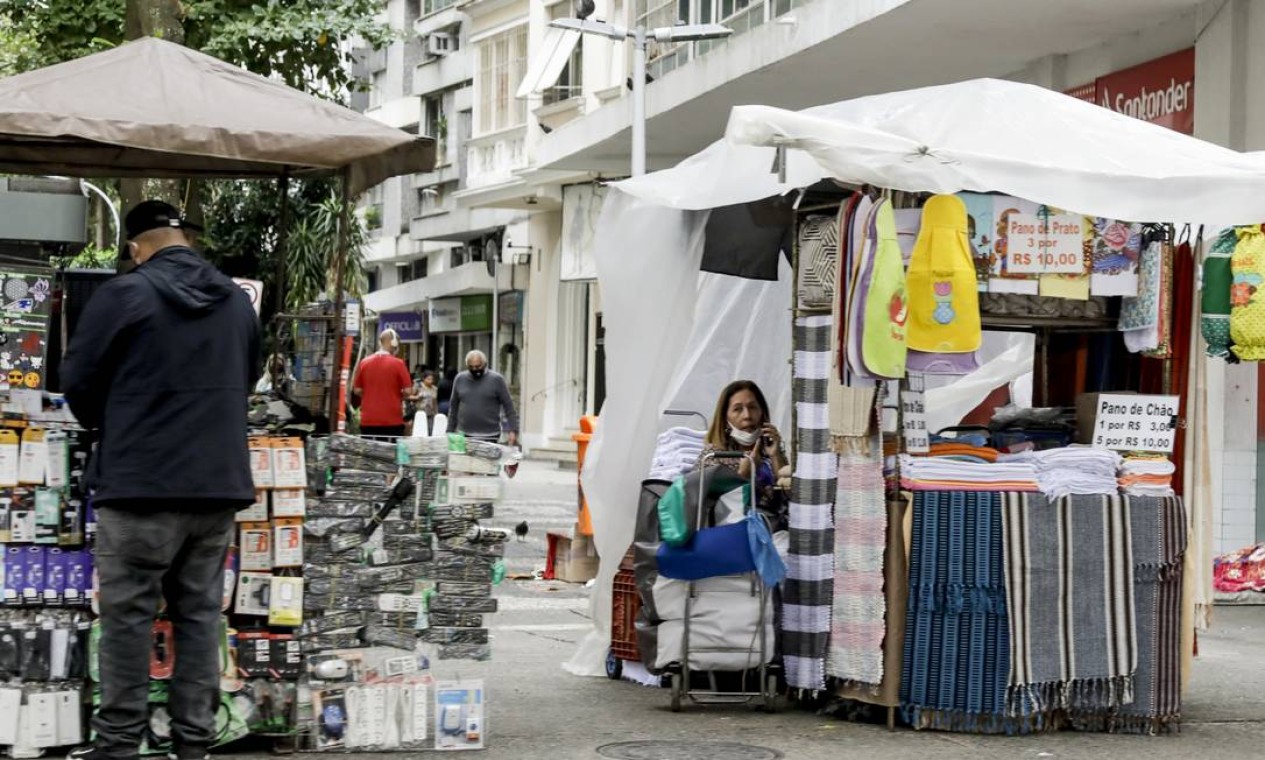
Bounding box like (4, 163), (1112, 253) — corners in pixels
(906, 194), (982, 354)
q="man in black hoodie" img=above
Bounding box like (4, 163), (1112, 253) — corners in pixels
(61, 201), (260, 760)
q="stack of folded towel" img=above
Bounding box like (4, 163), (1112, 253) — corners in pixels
(899, 454), (1039, 492)
(1119, 454), (1176, 497)
(928, 441), (1000, 463)
(647, 427), (707, 481)
(1002, 446), (1123, 501)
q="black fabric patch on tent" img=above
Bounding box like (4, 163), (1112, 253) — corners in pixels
(701, 195), (793, 281)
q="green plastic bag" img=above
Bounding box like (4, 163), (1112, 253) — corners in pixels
(657, 469), (747, 548)
(657, 477), (691, 548)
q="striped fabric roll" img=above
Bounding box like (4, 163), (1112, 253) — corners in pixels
(784, 315), (837, 691)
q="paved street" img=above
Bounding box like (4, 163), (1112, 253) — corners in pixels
(325, 459), (1265, 759)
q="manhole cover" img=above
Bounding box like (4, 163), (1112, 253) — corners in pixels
(596, 741), (782, 760)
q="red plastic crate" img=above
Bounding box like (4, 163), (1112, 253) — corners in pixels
(610, 569), (641, 662)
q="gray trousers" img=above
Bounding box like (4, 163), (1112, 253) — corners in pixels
(94, 507), (235, 756)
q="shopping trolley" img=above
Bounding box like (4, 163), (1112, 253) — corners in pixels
(659, 450), (779, 712)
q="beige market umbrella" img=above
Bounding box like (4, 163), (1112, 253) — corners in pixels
(0, 36), (433, 194)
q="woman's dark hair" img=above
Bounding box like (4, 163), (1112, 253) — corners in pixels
(705, 380), (770, 448)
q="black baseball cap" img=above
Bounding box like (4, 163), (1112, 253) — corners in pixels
(123, 200), (204, 240)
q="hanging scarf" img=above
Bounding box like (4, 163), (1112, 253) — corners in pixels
(1200, 227), (1236, 358)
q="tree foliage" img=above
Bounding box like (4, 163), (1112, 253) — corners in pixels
(0, 0), (392, 103)
(204, 177), (368, 314)
(0, 0), (388, 320)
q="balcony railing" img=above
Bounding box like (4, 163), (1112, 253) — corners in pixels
(644, 0), (812, 79)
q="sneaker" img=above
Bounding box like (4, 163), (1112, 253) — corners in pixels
(167, 748), (210, 760)
(67, 747), (138, 760)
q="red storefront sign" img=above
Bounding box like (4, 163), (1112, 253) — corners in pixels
(1065, 48), (1195, 134)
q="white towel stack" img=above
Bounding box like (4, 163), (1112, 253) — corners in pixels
(647, 427), (707, 481)
(1007, 446), (1123, 501)
(899, 454), (1040, 490)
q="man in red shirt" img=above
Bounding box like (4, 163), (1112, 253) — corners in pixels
(352, 328), (417, 438)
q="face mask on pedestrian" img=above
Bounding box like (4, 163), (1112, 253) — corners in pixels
(728, 426), (760, 447)
(469, 364), (485, 378)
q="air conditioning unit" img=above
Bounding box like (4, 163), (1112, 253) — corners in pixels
(427, 33), (453, 56)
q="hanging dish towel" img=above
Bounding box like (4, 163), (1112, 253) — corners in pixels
(906, 195), (981, 355)
(840, 195), (875, 382)
(828, 196), (876, 447)
(1231, 224), (1265, 361)
(860, 200), (908, 379)
(1120, 228), (1164, 354)
(1142, 239), (1175, 360)
(1201, 228), (1235, 359)
(846, 199), (880, 379)
(798, 214), (839, 312)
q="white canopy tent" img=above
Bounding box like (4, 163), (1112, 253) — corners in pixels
(567, 77), (1256, 676)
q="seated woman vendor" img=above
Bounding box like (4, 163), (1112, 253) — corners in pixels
(696, 380), (788, 518)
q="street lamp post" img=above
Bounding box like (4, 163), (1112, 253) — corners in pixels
(549, 17), (732, 176)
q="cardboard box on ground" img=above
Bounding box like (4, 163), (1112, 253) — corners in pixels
(548, 523), (599, 583)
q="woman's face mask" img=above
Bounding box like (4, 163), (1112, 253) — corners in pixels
(728, 426), (760, 447)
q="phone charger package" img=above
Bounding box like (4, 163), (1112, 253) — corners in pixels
(235, 572), (272, 617)
(249, 438), (275, 490)
(268, 576), (303, 626)
(237, 491), (268, 523)
(434, 680), (484, 751)
(272, 438), (307, 489)
(239, 523), (272, 572)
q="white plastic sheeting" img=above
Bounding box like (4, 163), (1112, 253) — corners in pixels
(924, 332), (1036, 434)
(567, 190), (793, 676)
(620, 78), (1265, 226)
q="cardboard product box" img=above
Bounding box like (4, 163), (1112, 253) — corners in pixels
(249, 438), (274, 490)
(34, 489), (59, 544)
(23, 546), (44, 604)
(236, 572), (272, 617)
(271, 635), (303, 679)
(268, 576), (304, 626)
(272, 438), (307, 489)
(17, 428), (45, 485)
(273, 519), (304, 568)
(237, 491), (269, 522)
(44, 547), (65, 605)
(272, 489), (306, 518)
(236, 631), (274, 678)
(436, 476), (502, 505)
(4, 546), (24, 604)
(446, 454), (499, 477)
(239, 523), (272, 572)
(546, 529), (599, 584)
(0, 430), (20, 487)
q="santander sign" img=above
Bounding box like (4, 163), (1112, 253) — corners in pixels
(1068, 49), (1195, 135)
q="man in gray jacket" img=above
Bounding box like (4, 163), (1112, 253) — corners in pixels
(448, 350), (518, 445)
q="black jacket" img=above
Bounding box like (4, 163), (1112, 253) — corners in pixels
(61, 247), (261, 507)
